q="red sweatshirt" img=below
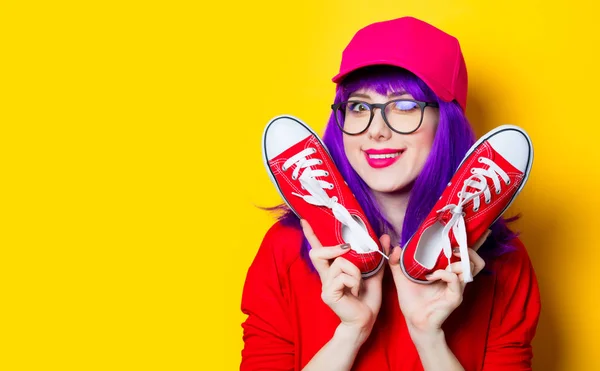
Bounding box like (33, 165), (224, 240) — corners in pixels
(241, 222), (541, 371)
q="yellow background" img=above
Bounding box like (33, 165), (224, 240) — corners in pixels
(2, 1), (599, 370)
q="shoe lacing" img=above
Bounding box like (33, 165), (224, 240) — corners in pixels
(436, 157), (510, 283)
(283, 148), (386, 258)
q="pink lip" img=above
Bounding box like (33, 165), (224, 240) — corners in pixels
(364, 148), (403, 155)
(363, 148), (405, 169)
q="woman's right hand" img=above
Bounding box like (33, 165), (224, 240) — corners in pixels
(301, 219), (386, 342)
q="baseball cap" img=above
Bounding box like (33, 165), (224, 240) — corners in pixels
(332, 17), (468, 111)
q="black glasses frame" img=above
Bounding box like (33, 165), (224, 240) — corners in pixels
(330, 99), (439, 135)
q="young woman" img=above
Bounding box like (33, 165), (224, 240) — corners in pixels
(241, 17), (540, 371)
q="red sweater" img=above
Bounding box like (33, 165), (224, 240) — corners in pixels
(241, 222), (541, 371)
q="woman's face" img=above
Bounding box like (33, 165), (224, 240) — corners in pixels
(342, 88), (439, 193)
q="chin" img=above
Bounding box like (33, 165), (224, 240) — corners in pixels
(359, 166), (414, 193)
(365, 179), (413, 194)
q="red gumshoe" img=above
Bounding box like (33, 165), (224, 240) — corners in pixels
(400, 125), (534, 283)
(262, 115), (386, 278)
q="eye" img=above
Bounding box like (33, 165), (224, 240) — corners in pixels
(392, 100), (418, 112)
(347, 102), (370, 112)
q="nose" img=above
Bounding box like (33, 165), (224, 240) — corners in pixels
(367, 107), (392, 141)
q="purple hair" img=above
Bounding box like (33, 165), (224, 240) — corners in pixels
(270, 66), (518, 267)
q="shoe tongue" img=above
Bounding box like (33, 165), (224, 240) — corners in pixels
(464, 181), (483, 196)
(439, 210), (453, 223)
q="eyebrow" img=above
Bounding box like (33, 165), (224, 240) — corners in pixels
(348, 90), (410, 99)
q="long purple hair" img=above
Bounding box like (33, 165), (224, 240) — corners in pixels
(271, 66), (517, 267)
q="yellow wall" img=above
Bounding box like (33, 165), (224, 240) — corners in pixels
(2, 1), (599, 370)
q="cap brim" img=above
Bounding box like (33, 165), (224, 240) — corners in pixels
(331, 59), (455, 105)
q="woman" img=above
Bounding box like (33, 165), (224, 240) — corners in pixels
(241, 17), (540, 371)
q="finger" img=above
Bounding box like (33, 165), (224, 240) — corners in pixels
(473, 229), (492, 252)
(326, 257), (363, 289)
(446, 260), (475, 276)
(301, 219), (323, 249)
(426, 269), (463, 297)
(452, 247), (486, 277)
(447, 256), (475, 288)
(468, 248), (486, 277)
(323, 273), (360, 303)
(303, 220), (351, 278)
(309, 244), (352, 279)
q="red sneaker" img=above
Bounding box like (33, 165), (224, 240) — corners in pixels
(400, 125), (534, 283)
(262, 115), (386, 277)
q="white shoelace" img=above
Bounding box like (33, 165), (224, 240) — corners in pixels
(436, 157), (510, 283)
(283, 148), (386, 259)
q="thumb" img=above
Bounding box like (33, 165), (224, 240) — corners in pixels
(388, 245), (401, 267)
(387, 245), (407, 286)
(363, 234), (388, 287)
(379, 234), (391, 257)
(360, 234), (389, 307)
(362, 261), (384, 311)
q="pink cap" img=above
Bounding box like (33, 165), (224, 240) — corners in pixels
(332, 17), (468, 111)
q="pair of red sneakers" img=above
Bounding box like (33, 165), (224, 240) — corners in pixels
(262, 115), (533, 283)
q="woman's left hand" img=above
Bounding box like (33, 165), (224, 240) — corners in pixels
(385, 231), (491, 339)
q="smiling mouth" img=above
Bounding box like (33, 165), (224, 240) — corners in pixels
(367, 152), (402, 159)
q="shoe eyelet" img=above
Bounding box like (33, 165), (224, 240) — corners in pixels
(282, 165), (287, 171)
(496, 188), (501, 195)
(328, 184), (334, 189)
(506, 180), (511, 185)
(324, 171), (329, 176)
(457, 191), (462, 197)
(461, 212), (466, 217)
(292, 175), (297, 180)
(485, 199), (491, 204)
(470, 168), (475, 174)
(473, 207), (479, 212)
(447, 182), (452, 186)
(312, 148), (317, 154)
(318, 160), (323, 165)
(478, 157), (483, 162)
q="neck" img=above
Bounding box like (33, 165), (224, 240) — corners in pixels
(371, 189), (410, 244)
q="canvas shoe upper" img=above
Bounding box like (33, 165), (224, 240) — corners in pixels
(400, 125), (534, 283)
(262, 115), (386, 278)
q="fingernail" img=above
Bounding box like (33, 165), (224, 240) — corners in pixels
(452, 247), (460, 254)
(340, 243), (351, 249)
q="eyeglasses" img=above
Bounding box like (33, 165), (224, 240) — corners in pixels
(331, 99), (439, 135)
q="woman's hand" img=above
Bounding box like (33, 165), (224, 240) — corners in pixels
(386, 231), (490, 339)
(301, 219), (386, 343)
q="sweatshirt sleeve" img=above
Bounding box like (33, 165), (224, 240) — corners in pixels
(482, 239), (541, 370)
(240, 223), (298, 371)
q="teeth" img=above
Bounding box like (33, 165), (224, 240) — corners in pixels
(368, 152), (401, 159)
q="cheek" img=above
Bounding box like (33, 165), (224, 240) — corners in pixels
(342, 136), (360, 160)
(418, 117), (439, 152)
(423, 128), (437, 152)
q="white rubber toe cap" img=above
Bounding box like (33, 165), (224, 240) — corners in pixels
(487, 125), (532, 172)
(263, 115), (311, 160)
